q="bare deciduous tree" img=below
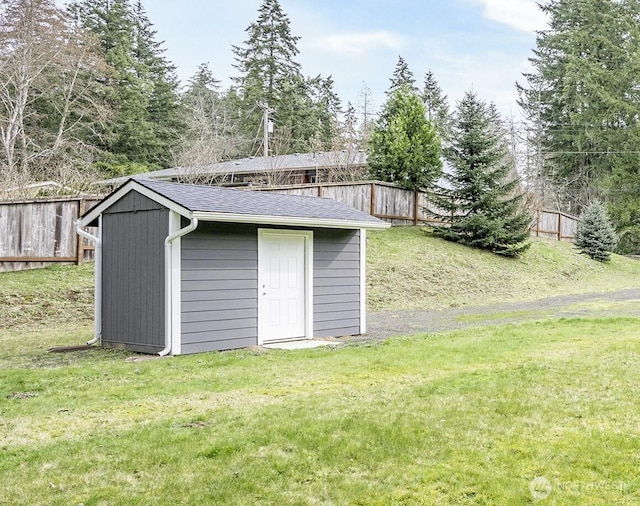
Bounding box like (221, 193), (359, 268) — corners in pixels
(175, 63), (245, 169)
(0, 0), (110, 190)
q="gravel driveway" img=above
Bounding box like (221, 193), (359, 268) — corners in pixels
(363, 288), (640, 341)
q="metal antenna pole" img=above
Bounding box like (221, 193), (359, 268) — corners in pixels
(263, 102), (269, 157)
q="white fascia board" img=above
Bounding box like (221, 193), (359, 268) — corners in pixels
(191, 211), (390, 230)
(78, 180), (192, 226)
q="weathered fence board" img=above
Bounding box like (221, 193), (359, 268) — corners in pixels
(253, 181), (579, 240)
(532, 209), (579, 241)
(0, 181), (578, 272)
(0, 197), (100, 272)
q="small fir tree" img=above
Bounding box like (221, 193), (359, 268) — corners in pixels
(430, 91), (531, 257)
(575, 202), (618, 262)
(368, 87), (441, 190)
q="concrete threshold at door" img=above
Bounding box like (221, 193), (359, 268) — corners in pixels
(263, 340), (339, 350)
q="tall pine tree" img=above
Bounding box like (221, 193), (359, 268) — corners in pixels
(232, 0), (341, 156)
(517, 0), (640, 216)
(232, 0), (300, 155)
(421, 70), (451, 142)
(431, 91), (531, 257)
(131, 0), (183, 162)
(368, 87), (441, 190)
(387, 55), (418, 95)
(69, 0), (182, 172)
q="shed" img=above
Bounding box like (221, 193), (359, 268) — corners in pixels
(76, 179), (390, 355)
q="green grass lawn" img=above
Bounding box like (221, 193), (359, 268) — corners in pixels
(2, 317), (639, 505)
(2, 229), (640, 504)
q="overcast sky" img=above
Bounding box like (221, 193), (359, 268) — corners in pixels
(141, 0), (549, 118)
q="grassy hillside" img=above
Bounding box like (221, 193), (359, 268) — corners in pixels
(0, 263), (94, 329)
(367, 227), (640, 311)
(2, 227), (640, 329)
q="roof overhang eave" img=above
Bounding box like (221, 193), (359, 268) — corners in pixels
(78, 179), (193, 227)
(191, 211), (391, 230)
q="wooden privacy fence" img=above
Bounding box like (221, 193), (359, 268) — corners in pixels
(0, 196), (100, 272)
(252, 181), (579, 241)
(252, 180), (448, 225)
(532, 209), (579, 242)
(0, 181), (578, 272)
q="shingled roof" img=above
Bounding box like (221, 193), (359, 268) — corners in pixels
(81, 178), (389, 230)
(97, 150), (367, 186)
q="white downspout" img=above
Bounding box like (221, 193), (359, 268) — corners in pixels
(159, 215), (198, 356)
(76, 216), (102, 345)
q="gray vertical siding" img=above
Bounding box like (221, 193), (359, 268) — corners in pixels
(180, 224), (362, 353)
(180, 222), (259, 354)
(313, 229), (361, 337)
(101, 191), (167, 353)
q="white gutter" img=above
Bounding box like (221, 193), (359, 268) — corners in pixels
(76, 217), (102, 345)
(158, 215), (198, 356)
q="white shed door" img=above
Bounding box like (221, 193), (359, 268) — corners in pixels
(259, 231), (308, 343)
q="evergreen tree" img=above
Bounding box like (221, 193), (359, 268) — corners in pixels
(308, 74), (342, 150)
(177, 63), (243, 167)
(575, 201), (618, 262)
(368, 87), (441, 190)
(421, 69), (451, 141)
(232, 0), (304, 155)
(232, 0), (300, 107)
(387, 55), (418, 95)
(231, 0), (342, 156)
(273, 73), (316, 153)
(68, 0), (182, 172)
(431, 91), (531, 257)
(517, 0), (640, 215)
(131, 0), (183, 161)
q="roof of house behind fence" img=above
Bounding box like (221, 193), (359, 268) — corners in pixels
(98, 150), (367, 186)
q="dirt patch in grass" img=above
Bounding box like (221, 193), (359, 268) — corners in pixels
(365, 288), (640, 341)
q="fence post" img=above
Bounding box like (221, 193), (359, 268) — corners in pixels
(370, 183), (376, 217)
(76, 199), (85, 266)
(557, 212), (562, 241)
(317, 184), (323, 198)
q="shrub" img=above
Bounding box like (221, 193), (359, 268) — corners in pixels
(575, 202), (618, 262)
